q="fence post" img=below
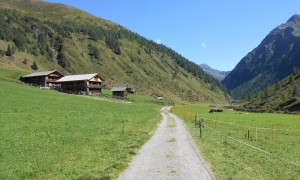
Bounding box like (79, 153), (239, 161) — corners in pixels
(199, 119), (203, 138)
(272, 125), (274, 143)
(248, 130), (250, 139)
(60, 139), (65, 173)
(122, 120), (125, 134)
(194, 115), (197, 128)
(256, 127), (258, 141)
(199, 121), (202, 138)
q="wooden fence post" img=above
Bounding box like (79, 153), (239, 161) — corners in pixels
(122, 120), (125, 134)
(248, 130), (250, 139)
(256, 127), (258, 141)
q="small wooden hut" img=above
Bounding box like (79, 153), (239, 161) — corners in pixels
(111, 87), (128, 99)
(56, 73), (105, 95)
(20, 70), (63, 87)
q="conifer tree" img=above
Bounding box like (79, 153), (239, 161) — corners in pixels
(6, 44), (12, 56)
(292, 84), (299, 97)
(31, 61), (38, 70)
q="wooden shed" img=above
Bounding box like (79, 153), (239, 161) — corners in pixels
(20, 70), (63, 87)
(56, 73), (105, 95)
(111, 87), (128, 99)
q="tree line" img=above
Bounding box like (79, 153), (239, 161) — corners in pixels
(0, 9), (227, 94)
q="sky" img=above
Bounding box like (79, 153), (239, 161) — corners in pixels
(45, 0), (299, 71)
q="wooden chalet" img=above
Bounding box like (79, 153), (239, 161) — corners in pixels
(20, 70), (63, 87)
(56, 73), (105, 95)
(111, 87), (128, 99)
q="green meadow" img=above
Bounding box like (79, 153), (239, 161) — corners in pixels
(0, 78), (162, 179)
(173, 104), (300, 179)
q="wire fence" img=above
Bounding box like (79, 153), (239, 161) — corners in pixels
(203, 124), (300, 168)
(173, 106), (300, 178)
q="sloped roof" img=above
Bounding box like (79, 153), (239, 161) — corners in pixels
(56, 73), (99, 82)
(22, 70), (58, 78)
(111, 87), (127, 92)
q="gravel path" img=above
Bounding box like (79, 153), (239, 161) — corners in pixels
(118, 106), (214, 180)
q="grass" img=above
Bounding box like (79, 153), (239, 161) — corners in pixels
(0, 80), (162, 179)
(0, 68), (30, 82)
(173, 104), (300, 179)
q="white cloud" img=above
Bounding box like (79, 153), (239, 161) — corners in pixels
(155, 39), (162, 44)
(201, 41), (207, 47)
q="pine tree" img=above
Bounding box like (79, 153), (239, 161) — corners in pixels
(292, 84), (299, 97)
(22, 58), (28, 64)
(274, 81), (281, 91)
(289, 76), (294, 84)
(88, 44), (100, 60)
(31, 61), (38, 70)
(6, 44), (12, 56)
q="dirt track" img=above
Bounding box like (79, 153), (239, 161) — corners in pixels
(118, 106), (214, 180)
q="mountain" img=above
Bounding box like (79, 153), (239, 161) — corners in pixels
(0, 0), (228, 102)
(239, 69), (300, 113)
(199, 64), (230, 81)
(222, 14), (300, 99)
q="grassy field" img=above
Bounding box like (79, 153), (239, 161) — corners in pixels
(0, 68), (30, 82)
(0, 79), (162, 179)
(173, 104), (300, 179)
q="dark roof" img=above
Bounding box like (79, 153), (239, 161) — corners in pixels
(22, 70), (58, 78)
(111, 87), (127, 92)
(56, 73), (102, 82)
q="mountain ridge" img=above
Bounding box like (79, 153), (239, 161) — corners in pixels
(222, 14), (300, 99)
(199, 64), (230, 81)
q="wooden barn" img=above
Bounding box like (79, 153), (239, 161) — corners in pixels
(111, 87), (128, 99)
(56, 73), (105, 95)
(20, 70), (63, 87)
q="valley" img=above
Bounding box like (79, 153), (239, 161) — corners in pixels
(0, 0), (299, 179)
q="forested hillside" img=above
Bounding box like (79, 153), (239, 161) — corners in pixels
(239, 69), (300, 112)
(0, 0), (228, 102)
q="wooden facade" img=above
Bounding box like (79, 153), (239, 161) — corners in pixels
(111, 87), (128, 99)
(56, 73), (105, 95)
(20, 70), (63, 87)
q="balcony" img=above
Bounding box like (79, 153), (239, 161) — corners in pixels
(88, 84), (105, 88)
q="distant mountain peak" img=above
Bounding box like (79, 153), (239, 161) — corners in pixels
(199, 64), (230, 81)
(287, 14), (300, 25)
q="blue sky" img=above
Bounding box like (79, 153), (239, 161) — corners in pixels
(45, 0), (299, 71)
